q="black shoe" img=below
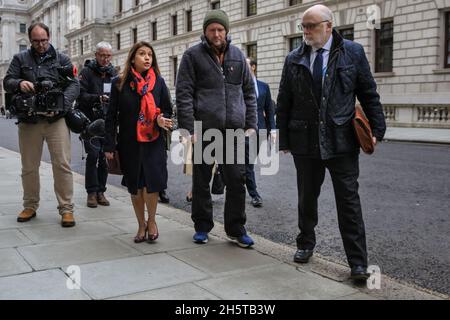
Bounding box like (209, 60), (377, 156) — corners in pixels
(251, 196), (262, 208)
(293, 249), (313, 263)
(159, 191), (170, 203)
(350, 265), (369, 280)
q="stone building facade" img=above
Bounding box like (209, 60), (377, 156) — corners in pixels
(1, 0), (450, 128)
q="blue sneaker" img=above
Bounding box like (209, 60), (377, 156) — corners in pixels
(227, 234), (254, 248)
(193, 232), (209, 244)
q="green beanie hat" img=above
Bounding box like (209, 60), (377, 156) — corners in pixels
(203, 9), (230, 33)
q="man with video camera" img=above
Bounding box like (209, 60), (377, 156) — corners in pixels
(3, 22), (80, 228)
(77, 42), (117, 208)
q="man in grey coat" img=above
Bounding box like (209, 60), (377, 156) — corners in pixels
(176, 10), (258, 248)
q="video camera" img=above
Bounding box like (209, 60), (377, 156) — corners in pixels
(12, 78), (65, 117)
(91, 96), (109, 120)
(8, 65), (76, 118)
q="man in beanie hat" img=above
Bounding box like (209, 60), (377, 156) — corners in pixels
(176, 10), (258, 248)
(203, 9), (230, 33)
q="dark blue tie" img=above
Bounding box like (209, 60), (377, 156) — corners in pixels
(312, 48), (324, 106)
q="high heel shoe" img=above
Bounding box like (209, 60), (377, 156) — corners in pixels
(134, 223), (147, 243)
(186, 191), (193, 202)
(147, 221), (159, 242)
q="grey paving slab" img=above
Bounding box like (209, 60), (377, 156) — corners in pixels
(171, 243), (280, 276)
(0, 193), (26, 205)
(0, 184), (22, 194)
(0, 203), (23, 216)
(115, 228), (223, 254)
(18, 237), (141, 271)
(77, 253), (207, 299)
(0, 188), (56, 204)
(0, 229), (32, 248)
(0, 269), (91, 300)
(0, 248), (33, 277)
(0, 201), (86, 218)
(110, 283), (220, 300)
(0, 214), (58, 230)
(0, 168), (17, 175)
(19, 221), (123, 243)
(106, 215), (188, 234)
(72, 184), (86, 193)
(75, 203), (136, 221)
(0, 180), (21, 188)
(197, 264), (358, 300)
(157, 204), (193, 217)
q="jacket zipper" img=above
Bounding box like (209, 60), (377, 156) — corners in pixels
(203, 43), (227, 129)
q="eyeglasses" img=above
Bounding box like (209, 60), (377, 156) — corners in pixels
(31, 39), (49, 45)
(300, 20), (329, 31)
(96, 54), (112, 59)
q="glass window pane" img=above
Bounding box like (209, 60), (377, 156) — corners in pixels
(247, 0), (257, 16)
(375, 21), (393, 72)
(247, 44), (257, 62)
(289, 36), (303, 51)
(211, 1), (220, 9)
(339, 27), (354, 41)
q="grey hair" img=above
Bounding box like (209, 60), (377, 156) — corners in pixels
(95, 41), (112, 52)
(304, 4), (334, 25)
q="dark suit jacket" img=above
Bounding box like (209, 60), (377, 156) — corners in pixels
(255, 79), (275, 131)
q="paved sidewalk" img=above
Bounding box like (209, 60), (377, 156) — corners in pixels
(0, 147), (447, 300)
(384, 127), (450, 144)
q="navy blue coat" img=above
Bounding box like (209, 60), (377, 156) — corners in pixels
(104, 72), (172, 195)
(255, 79), (275, 131)
(276, 30), (386, 159)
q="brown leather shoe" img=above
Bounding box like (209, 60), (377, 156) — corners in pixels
(87, 193), (98, 208)
(17, 208), (36, 222)
(61, 212), (76, 228)
(97, 192), (110, 206)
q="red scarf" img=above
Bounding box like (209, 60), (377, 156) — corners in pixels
(131, 67), (161, 142)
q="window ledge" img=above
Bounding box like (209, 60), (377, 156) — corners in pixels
(373, 72), (395, 78)
(432, 68), (450, 74)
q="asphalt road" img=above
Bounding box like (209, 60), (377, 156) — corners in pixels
(0, 117), (449, 295)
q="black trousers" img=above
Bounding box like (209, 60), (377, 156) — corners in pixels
(192, 137), (247, 237)
(293, 154), (367, 268)
(84, 138), (108, 194)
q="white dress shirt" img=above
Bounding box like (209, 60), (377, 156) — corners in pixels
(252, 76), (259, 98)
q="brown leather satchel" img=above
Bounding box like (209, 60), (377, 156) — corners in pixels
(353, 104), (375, 154)
(107, 150), (122, 175)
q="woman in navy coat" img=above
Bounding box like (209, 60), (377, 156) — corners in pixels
(105, 42), (173, 243)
